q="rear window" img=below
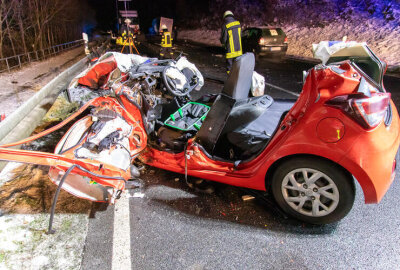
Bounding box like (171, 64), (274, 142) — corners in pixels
(245, 28), (262, 38)
(262, 28), (285, 37)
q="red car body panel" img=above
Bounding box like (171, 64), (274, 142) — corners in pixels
(0, 96), (148, 202)
(140, 62), (400, 204)
(0, 53), (398, 207)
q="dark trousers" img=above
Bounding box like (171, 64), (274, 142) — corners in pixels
(160, 47), (173, 59)
(226, 58), (234, 73)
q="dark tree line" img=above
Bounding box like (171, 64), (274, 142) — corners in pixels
(0, 0), (92, 58)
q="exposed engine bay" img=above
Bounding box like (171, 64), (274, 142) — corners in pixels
(0, 52), (277, 207)
(66, 52), (212, 156)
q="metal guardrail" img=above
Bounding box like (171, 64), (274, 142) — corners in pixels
(0, 39), (84, 73)
(0, 39), (110, 144)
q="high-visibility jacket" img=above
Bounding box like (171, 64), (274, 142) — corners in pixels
(120, 25), (133, 40)
(220, 16), (242, 59)
(161, 31), (173, 48)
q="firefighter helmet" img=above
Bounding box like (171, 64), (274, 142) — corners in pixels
(223, 10), (234, 18)
(161, 24), (168, 30)
(124, 18), (132, 24)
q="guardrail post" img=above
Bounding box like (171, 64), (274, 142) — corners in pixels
(35, 51), (39, 61)
(5, 58), (10, 72)
(17, 55), (21, 68)
(27, 53), (31, 63)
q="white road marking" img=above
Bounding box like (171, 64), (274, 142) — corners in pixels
(265, 82), (300, 97)
(112, 191), (131, 270)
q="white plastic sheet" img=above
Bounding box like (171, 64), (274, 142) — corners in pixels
(251, 71), (265, 96)
(98, 52), (149, 73)
(70, 53), (204, 92)
(312, 41), (366, 64)
(165, 67), (188, 90)
(175, 56), (204, 90)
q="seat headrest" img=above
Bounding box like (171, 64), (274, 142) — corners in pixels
(222, 53), (255, 100)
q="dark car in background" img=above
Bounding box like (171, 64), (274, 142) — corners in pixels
(242, 27), (288, 59)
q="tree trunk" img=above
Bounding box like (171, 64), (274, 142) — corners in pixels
(16, 5), (28, 55)
(47, 26), (51, 48)
(0, 0), (5, 58)
(5, 16), (16, 56)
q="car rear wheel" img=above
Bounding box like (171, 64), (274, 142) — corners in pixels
(271, 157), (355, 224)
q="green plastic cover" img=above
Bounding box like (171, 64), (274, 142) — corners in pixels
(164, 102), (210, 131)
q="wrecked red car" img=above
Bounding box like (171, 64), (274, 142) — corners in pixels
(0, 45), (399, 225)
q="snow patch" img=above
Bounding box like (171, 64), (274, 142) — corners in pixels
(0, 213), (88, 270)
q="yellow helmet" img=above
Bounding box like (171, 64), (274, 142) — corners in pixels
(223, 10), (234, 18)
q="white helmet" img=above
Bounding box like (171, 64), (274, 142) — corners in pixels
(124, 18), (132, 24)
(223, 10), (234, 18)
(161, 24), (168, 30)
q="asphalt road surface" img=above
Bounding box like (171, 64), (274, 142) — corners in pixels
(81, 41), (400, 270)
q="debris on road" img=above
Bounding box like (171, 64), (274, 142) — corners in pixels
(242, 195), (256, 201)
(130, 192), (145, 198)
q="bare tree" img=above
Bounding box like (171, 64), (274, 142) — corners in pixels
(0, 0), (89, 59)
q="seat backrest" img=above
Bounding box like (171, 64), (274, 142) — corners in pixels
(222, 53), (255, 100)
(194, 94), (236, 155)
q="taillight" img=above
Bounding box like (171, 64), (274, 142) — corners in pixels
(284, 37), (288, 43)
(259, 38), (265, 45)
(393, 159), (396, 174)
(326, 92), (391, 129)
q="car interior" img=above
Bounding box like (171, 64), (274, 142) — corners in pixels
(156, 53), (296, 162)
(243, 28), (261, 38)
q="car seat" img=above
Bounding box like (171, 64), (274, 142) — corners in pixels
(196, 53), (295, 160)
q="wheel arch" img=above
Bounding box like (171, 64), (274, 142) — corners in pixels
(265, 154), (355, 193)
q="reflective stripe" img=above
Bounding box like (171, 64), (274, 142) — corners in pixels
(228, 30), (234, 54)
(226, 28), (242, 58)
(226, 21), (240, 29)
(238, 28), (242, 52)
(224, 20), (242, 59)
(226, 51), (242, 58)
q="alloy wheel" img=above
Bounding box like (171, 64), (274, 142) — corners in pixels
(281, 168), (340, 217)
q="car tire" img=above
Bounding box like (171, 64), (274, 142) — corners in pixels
(271, 157), (355, 224)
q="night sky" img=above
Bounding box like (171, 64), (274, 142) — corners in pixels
(85, 0), (397, 34)
(86, 0), (210, 32)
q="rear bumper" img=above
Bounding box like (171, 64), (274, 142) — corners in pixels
(339, 102), (400, 203)
(259, 44), (288, 55)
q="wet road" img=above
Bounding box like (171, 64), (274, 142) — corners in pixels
(82, 42), (400, 270)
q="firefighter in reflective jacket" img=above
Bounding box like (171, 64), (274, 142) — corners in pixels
(160, 24), (173, 59)
(220, 11), (242, 73)
(121, 18), (134, 43)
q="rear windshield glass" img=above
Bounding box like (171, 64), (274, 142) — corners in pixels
(245, 28), (262, 38)
(262, 28), (285, 36)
